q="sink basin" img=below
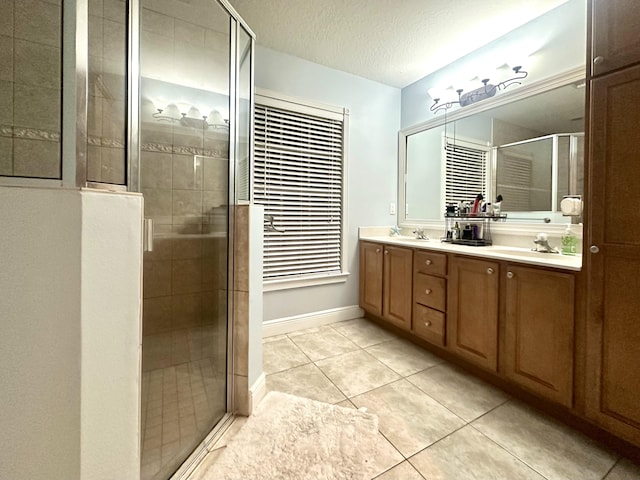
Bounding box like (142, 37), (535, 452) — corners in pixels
(489, 247), (562, 259)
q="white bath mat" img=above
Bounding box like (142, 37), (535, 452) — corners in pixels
(202, 391), (379, 480)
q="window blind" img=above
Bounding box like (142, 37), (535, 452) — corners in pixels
(254, 103), (345, 280)
(496, 151), (533, 211)
(444, 139), (489, 205)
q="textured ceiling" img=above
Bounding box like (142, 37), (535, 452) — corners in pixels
(227, 0), (569, 88)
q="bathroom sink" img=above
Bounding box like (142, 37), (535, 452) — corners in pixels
(489, 247), (562, 259)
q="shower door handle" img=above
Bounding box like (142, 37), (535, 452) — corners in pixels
(144, 218), (154, 252)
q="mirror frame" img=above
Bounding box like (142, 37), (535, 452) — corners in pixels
(398, 66), (585, 229)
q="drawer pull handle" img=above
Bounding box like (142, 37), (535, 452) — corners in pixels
(424, 321), (432, 327)
(425, 289), (432, 295)
(487, 267), (494, 275)
(593, 55), (604, 65)
(507, 271), (514, 279)
(425, 259), (432, 265)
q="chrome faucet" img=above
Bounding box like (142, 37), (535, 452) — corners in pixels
(532, 233), (558, 253)
(413, 227), (429, 240)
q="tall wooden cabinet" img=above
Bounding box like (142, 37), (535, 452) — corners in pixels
(448, 256), (499, 371)
(504, 265), (575, 407)
(586, 3), (640, 446)
(591, 0), (640, 77)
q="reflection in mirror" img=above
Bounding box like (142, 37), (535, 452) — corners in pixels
(401, 73), (585, 225)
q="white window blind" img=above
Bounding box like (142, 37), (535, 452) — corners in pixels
(496, 150), (533, 211)
(444, 138), (489, 205)
(254, 100), (346, 281)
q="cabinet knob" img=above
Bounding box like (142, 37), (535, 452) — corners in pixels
(425, 289), (432, 295)
(425, 259), (432, 265)
(593, 55), (605, 65)
(590, 245), (600, 254)
(375, 248), (381, 253)
(424, 321), (432, 327)
(384, 250), (389, 255)
(487, 267), (494, 275)
(507, 271), (514, 279)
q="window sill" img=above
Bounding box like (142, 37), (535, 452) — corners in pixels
(263, 272), (350, 292)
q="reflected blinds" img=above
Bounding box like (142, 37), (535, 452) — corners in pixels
(254, 103), (345, 280)
(444, 139), (489, 205)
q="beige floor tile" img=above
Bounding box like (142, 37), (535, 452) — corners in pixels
(604, 458), (640, 480)
(352, 379), (465, 457)
(407, 362), (508, 421)
(366, 338), (442, 377)
(375, 461), (424, 480)
(331, 318), (397, 348)
(316, 350), (401, 398)
(266, 363), (346, 404)
(473, 401), (618, 480)
(289, 327), (359, 361)
(262, 336), (310, 374)
(410, 425), (546, 480)
(262, 333), (288, 344)
(369, 432), (405, 478)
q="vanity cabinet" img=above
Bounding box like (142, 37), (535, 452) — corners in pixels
(448, 256), (499, 372)
(503, 265), (575, 407)
(412, 251), (447, 346)
(591, 0), (640, 77)
(585, 63), (640, 445)
(359, 241), (383, 316)
(359, 242), (413, 330)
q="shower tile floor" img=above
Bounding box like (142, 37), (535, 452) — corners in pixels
(141, 326), (226, 480)
(192, 317), (640, 480)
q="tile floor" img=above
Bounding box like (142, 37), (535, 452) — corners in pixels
(140, 337), (227, 480)
(252, 317), (640, 480)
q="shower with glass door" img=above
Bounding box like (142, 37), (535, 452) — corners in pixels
(133, 1), (254, 478)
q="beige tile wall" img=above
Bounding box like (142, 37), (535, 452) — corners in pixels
(0, 0), (62, 179)
(87, 0), (126, 185)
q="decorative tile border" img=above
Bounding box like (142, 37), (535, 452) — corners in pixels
(0, 125), (60, 142)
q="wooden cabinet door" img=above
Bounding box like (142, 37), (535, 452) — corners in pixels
(382, 245), (413, 330)
(585, 64), (640, 445)
(504, 265), (575, 407)
(591, 0), (640, 77)
(359, 242), (383, 316)
(448, 256), (499, 371)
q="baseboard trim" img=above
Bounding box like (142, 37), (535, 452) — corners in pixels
(262, 305), (364, 337)
(249, 373), (267, 414)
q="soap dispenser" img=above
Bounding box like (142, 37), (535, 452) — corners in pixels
(561, 224), (577, 255)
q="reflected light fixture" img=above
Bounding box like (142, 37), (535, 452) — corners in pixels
(429, 66), (528, 114)
(152, 103), (229, 130)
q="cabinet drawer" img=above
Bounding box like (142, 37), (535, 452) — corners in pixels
(413, 304), (445, 346)
(414, 273), (446, 311)
(414, 250), (447, 277)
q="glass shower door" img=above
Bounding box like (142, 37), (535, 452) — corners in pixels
(138, 2), (231, 478)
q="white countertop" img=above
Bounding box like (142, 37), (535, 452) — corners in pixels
(359, 235), (582, 271)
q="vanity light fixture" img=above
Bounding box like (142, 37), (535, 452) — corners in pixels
(152, 103), (229, 130)
(429, 66), (528, 114)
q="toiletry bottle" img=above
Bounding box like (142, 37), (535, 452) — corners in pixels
(561, 224), (577, 255)
(452, 222), (460, 240)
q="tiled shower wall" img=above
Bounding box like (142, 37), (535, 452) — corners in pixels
(87, 0), (127, 185)
(0, 0), (62, 178)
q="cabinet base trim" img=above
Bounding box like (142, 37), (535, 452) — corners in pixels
(262, 305), (364, 337)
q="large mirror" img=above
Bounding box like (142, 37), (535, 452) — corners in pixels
(399, 69), (585, 226)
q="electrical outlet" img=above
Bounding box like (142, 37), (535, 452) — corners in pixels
(389, 202), (396, 215)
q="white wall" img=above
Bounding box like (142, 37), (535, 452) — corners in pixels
(254, 46), (401, 322)
(0, 186), (142, 480)
(401, 0), (587, 129)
